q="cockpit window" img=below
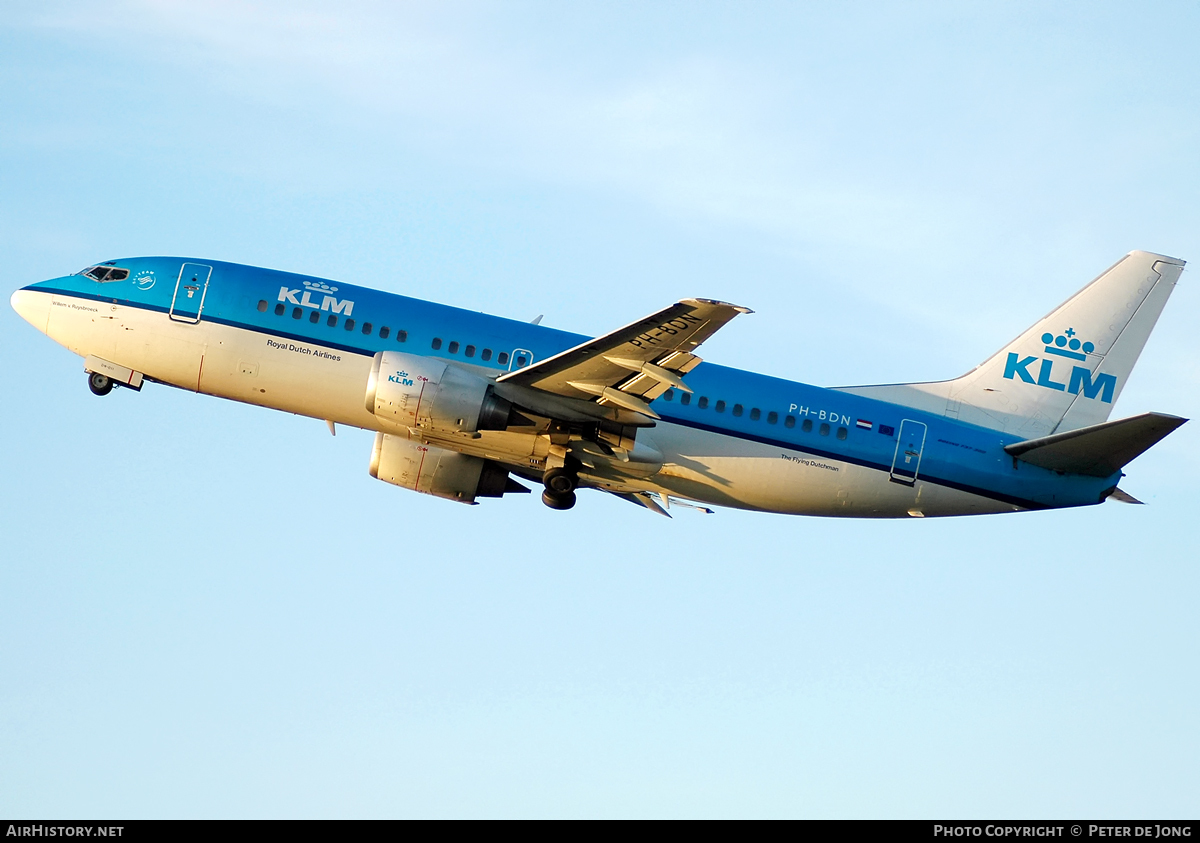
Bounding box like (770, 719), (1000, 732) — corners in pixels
(82, 265), (130, 282)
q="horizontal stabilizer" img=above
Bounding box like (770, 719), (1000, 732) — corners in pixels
(1107, 487), (1144, 504)
(1005, 412), (1186, 477)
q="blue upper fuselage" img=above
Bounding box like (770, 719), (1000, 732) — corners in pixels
(26, 257), (1121, 510)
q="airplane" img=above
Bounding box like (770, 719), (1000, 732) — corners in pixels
(8, 250), (1187, 518)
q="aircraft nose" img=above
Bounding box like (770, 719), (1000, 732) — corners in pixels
(10, 287), (51, 333)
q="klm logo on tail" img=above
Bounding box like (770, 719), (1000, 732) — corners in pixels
(1003, 329), (1116, 403)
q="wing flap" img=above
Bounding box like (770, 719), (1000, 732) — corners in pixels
(604, 490), (673, 517)
(1005, 412), (1186, 476)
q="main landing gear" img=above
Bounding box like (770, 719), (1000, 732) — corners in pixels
(87, 372), (114, 396)
(541, 466), (578, 510)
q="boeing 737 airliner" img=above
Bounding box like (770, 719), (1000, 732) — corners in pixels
(9, 250), (1186, 517)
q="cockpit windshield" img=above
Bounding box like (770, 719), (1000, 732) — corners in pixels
(80, 265), (130, 282)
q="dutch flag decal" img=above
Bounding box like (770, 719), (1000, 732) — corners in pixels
(856, 419), (873, 430)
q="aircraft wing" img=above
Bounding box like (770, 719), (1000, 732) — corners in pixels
(496, 298), (751, 419)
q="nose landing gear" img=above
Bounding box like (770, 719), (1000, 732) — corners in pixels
(88, 372), (114, 396)
(541, 466), (578, 510)
(82, 357), (144, 395)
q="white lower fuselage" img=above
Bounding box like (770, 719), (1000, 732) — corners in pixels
(26, 290), (1016, 518)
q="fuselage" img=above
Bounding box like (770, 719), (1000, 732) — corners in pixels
(10, 257), (1120, 517)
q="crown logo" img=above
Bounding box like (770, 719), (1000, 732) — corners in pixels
(1042, 328), (1094, 362)
(302, 279), (338, 293)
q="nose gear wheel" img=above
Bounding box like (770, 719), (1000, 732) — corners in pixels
(88, 372), (113, 396)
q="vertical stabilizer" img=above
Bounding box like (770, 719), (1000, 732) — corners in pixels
(837, 251), (1184, 437)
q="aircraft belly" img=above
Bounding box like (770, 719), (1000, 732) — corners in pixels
(50, 299), (375, 426)
(113, 313), (205, 391)
(644, 421), (1014, 517)
(41, 298), (1029, 518)
(44, 296), (205, 391)
(195, 322), (376, 426)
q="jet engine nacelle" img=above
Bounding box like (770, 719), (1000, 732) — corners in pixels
(369, 432), (525, 503)
(365, 350), (513, 435)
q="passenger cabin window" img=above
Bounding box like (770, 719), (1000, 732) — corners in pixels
(292, 307), (302, 319)
(497, 351), (509, 365)
(396, 330), (407, 342)
(715, 400), (726, 413)
(515, 353), (528, 367)
(750, 408), (760, 421)
(465, 345), (475, 358)
(448, 341), (459, 354)
(698, 397), (709, 409)
(785, 415), (796, 429)
(327, 314), (338, 327)
(819, 422), (830, 436)
(432, 338), (443, 350)
(836, 426), (848, 440)
(379, 326), (390, 339)
(732, 404), (743, 417)
(802, 419), (813, 432)
(274, 303), (285, 316)
(663, 389), (675, 401)
(767, 411), (778, 424)
(309, 310), (319, 323)
(481, 348), (492, 361)
(680, 393), (691, 406)
(362, 322), (373, 335)
(344, 318), (356, 331)
(257, 300), (268, 312)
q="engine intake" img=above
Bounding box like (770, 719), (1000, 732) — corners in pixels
(365, 351), (513, 435)
(369, 432), (527, 503)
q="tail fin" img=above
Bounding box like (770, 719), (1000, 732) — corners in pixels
(838, 251), (1185, 437)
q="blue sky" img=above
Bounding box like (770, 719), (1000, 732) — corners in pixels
(2, 1), (1198, 818)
